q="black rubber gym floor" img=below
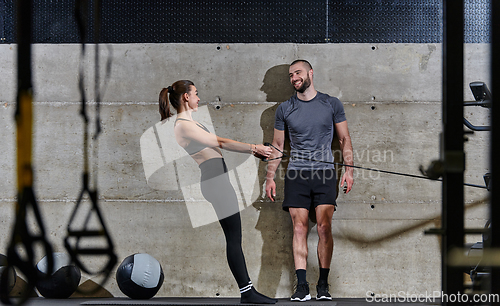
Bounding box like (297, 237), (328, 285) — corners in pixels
(3, 297), (440, 306)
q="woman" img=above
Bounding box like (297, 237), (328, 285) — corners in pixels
(159, 80), (277, 304)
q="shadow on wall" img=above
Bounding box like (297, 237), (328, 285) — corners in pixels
(252, 65), (294, 297)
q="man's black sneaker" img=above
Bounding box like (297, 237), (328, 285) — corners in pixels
(291, 282), (311, 301)
(316, 281), (332, 300)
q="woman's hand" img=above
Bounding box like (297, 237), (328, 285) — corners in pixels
(252, 144), (272, 159)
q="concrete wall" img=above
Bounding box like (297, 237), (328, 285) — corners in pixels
(0, 43), (491, 298)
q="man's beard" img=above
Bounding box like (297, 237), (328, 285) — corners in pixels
(296, 75), (311, 93)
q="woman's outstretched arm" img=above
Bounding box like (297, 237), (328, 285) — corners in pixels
(176, 120), (271, 157)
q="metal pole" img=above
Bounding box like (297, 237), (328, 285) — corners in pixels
(441, 0), (465, 303)
(489, 0), (500, 300)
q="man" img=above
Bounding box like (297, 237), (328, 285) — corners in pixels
(265, 59), (353, 301)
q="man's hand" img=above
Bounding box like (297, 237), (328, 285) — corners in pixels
(265, 178), (277, 201)
(335, 121), (354, 194)
(265, 129), (285, 202)
(340, 170), (353, 194)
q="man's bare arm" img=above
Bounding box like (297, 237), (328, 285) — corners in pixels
(265, 129), (285, 201)
(335, 121), (354, 193)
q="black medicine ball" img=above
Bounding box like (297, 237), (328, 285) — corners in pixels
(0, 254), (16, 295)
(35, 253), (81, 298)
(116, 253), (164, 299)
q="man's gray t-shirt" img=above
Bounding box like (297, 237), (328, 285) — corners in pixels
(274, 91), (346, 170)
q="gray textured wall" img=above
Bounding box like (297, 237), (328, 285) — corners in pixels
(0, 43), (491, 298)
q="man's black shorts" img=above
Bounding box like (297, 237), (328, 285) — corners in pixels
(282, 169), (337, 212)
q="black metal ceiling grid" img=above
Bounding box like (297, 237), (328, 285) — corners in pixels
(101, 0), (325, 43)
(32, 0), (80, 43)
(0, 0), (491, 44)
(2, 0), (13, 43)
(328, 0), (443, 43)
(464, 0), (490, 43)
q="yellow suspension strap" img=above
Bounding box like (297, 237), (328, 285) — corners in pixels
(64, 0), (117, 293)
(0, 0), (53, 304)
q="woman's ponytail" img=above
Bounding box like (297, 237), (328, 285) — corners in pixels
(159, 87), (172, 120)
(158, 80), (195, 120)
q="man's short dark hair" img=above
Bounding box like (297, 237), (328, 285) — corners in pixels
(290, 59), (312, 70)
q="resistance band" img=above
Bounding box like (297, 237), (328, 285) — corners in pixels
(263, 143), (487, 189)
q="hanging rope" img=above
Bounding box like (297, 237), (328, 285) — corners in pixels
(0, 0), (54, 304)
(64, 0), (117, 293)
